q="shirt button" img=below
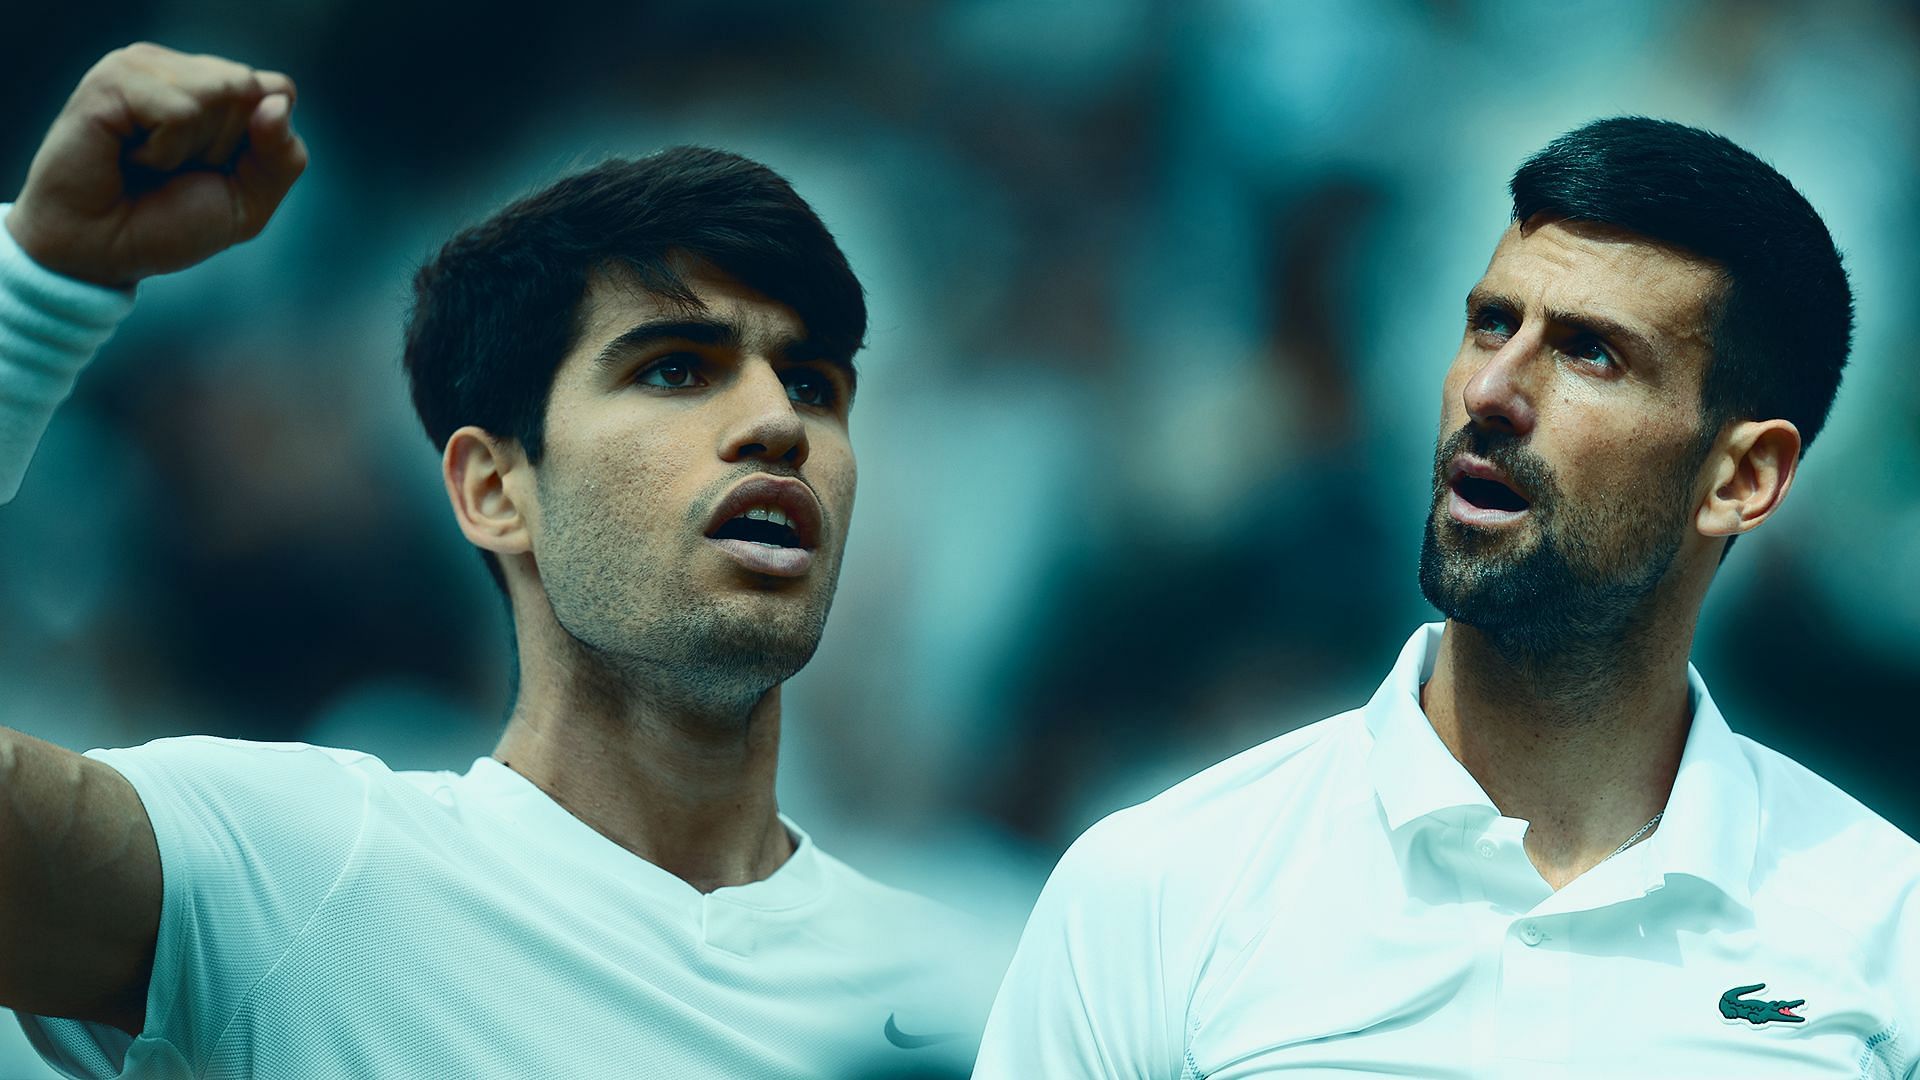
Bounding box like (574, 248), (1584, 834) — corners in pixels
(1476, 839), (1497, 859)
(1519, 922), (1544, 946)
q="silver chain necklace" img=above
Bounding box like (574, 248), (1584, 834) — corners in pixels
(1605, 810), (1665, 861)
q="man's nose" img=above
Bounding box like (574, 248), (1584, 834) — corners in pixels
(719, 360), (808, 468)
(1461, 329), (1540, 437)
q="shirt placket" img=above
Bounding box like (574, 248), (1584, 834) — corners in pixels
(1494, 908), (1575, 1076)
(1456, 816), (1582, 1077)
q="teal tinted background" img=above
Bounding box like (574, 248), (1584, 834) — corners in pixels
(2, 3), (1916, 1072)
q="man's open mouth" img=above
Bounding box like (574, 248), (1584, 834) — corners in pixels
(1450, 473), (1530, 513)
(702, 474), (822, 578)
(1445, 456), (1533, 524)
(708, 506), (805, 549)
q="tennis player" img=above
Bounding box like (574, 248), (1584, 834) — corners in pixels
(975, 118), (1919, 1076)
(0, 43), (982, 1078)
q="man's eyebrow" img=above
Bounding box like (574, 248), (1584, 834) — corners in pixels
(1546, 307), (1656, 362)
(592, 316), (855, 364)
(784, 339), (856, 369)
(589, 315), (858, 399)
(1464, 287), (1517, 319)
(1464, 288), (1657, 361)
(591, 317), (740, 369)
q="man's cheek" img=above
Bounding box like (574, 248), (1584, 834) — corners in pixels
(829, 472), (856, 537)
(813, 449), (856, 537)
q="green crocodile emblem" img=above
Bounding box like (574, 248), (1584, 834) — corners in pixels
(1719, 983), (1806, 1025)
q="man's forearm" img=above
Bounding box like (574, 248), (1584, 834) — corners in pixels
(0, 204), (135, 505)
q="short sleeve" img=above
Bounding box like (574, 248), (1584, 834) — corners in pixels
(971, 811), (1184, 1080)
(16, 738), (372, 1078)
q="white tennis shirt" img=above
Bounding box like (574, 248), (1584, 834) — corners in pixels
(19, 739), (989, 1079)
(0, 208), (990, 1077)
(975, 624), (1920, 1079)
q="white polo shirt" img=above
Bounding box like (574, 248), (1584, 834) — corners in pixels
(18, 738), (991, 1079)
(974, 623), (1920, 1079)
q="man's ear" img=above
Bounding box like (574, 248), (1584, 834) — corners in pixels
(443, 425), (534, 558)
(1696, 418), (1802, 540)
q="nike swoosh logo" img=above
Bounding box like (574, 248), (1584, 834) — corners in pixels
(884, 1013), (964, 1050)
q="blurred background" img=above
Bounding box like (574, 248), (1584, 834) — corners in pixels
(3, 0), (1918, 1073)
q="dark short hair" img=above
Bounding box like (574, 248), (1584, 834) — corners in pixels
(403, 146), (868, 592)
(1510, 117), (1853, 455)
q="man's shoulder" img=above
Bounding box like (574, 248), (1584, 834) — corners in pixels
(1055, 710), (1370, 888)
(1741, 733), (1920, 860)
(1738, 733), (1920, 924)
(93, 734), (384, 772)
(88, 735), (402, 829)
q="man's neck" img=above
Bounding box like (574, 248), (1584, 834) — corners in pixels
(1421, 616), (1695, 889)
(492, 648), (793, 895)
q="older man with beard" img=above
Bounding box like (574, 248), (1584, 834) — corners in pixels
(0, 44), (985, 1079)
(974, 117), (1920, 1078)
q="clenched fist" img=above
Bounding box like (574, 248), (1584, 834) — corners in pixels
(6, 43), (307, 288)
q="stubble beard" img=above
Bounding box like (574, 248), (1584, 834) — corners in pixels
(537, 483), (844, 726)
(1416, 425), (1697, 685)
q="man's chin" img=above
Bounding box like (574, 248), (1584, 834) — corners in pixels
(707, 604), (830, 671)
(1419, 514), (1541, 625)
(643, 616), (826, 718)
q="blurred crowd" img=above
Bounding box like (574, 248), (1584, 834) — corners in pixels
(3, 1), (1918, 1071)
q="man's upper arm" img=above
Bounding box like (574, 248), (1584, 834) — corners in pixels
(971, 813), (1183, 1079)
(17, 737), (373, 1078)
(0, 727), (160, 1034)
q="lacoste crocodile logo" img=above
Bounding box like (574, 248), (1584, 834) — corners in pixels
(1719, 983), (1806, 1025)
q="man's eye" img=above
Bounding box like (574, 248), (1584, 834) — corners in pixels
(1471, 308), (1516, 338)
(1569, 337), (1615, 368)
(637, 357), (705, 389)
(783, 370), (837, 407)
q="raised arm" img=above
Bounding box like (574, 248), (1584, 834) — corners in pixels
(6, 42), (305, 286)
(0, 42), (305, 1034)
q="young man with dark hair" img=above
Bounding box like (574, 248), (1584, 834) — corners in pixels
(0, 44), (982, 1079)
(975, 117), (1920, 1076)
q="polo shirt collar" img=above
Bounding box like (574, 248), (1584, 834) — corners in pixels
(1364, 623), (1495, 832)
(1628, 667), (1758, 907)
(1363, 622), (1759, 908)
